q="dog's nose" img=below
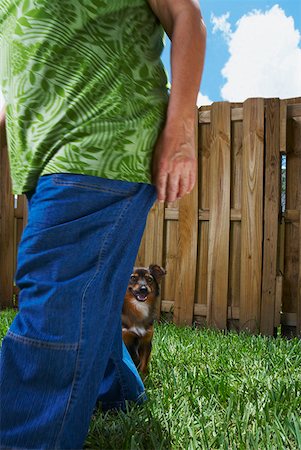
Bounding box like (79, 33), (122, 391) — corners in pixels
(139, 286), (148, 294)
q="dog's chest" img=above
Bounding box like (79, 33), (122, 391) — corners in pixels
(132, 298), (150, 320)
(124, 325), (148, 337)
(122, 299), (151, 337)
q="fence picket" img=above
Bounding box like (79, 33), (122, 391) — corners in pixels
(0, 136), (14, 308)
(260, 98), (281, 335)
(282, 107), (301, 336)
(229, 119), (243, 324)
(195, 121), (210, 318)
(240, 98), (265, 333)
(173, 109), (198, 326)
(206, 102), (231, 329)
(135, 201), (164, 317)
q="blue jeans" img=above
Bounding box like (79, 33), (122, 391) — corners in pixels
(0, 173), (157, 449)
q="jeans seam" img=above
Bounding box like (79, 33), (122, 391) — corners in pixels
(54, 195), (134, 447)
(112, 353), (128, 402)
(6, 331), (79, 351)
(52, 178), (137, 196)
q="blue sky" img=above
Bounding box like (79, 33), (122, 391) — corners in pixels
(161, 0), (301, 104)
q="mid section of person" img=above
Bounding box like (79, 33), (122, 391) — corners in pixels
(0, 0), (206, 448)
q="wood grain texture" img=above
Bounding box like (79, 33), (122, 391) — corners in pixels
(0, 127), (14, 308)
(282, 114), (301, 335)
(260, 99), (281, 335)
(229, 119), (243, 313)
(280, 99), (287, 154)
(135, 202), (163, 267)
(206, 102), (231, 329)
(275, 275), (283, 328)
(135, 200), (165, 318)
(163, 207), (179, 306)
(196, 122), (210, 308)
(173, 108), (198, 326)
(239, 98), (265, 333)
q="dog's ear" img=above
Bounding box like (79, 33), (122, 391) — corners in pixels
(149, 264), (166, 284)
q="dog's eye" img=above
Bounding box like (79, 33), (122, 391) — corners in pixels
(130, 275), (137, 282)
(146, 275), (153, 283)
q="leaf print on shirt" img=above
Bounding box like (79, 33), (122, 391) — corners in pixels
(0, 0), (169, 194)
(11, 41), (30, 75)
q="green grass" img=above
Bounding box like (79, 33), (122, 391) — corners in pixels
(1, 309), (301, 449)
(0, 308), (18, 341)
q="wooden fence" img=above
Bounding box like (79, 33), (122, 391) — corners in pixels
(1, 98), (300, 336)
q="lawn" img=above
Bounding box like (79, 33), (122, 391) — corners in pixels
(1, 309), (301, 449)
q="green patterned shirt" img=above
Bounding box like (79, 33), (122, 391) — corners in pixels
(0, 0), (169, 194)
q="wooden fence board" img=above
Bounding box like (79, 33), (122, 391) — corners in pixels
(275, 275), (283, 328)
(162, 201), (179, 311)
(229, 119), (243, 319)
(196, 222), (209, 308)
(280, 99), (287, 154)
(173, 190), (198, 325)
(137, 201), (164, 318)
(196, 122), (210, 311)
(135, 201), (164, 269)
(240, 98), (264, 333)
(0, 125), (14, 308)
(173, 110), (198, 326)
(206, 102), (231, 329)
(260, 98), (281, 335)
(282, 115), (301, 335)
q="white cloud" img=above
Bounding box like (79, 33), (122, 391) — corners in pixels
(211, 12), (232, 42)
(197, 91), (212, 106)
(214, 5), (301, 101)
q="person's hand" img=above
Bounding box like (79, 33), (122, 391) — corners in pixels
(152, 118), (197, 203)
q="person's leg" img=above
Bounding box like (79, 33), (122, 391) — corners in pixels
(96, 318), (146, 413)
(0, 173), (156, 450)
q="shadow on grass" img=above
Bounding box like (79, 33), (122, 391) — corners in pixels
(85, 402), (172, 450)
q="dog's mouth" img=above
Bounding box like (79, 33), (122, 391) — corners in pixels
(132, 290), (148, 302)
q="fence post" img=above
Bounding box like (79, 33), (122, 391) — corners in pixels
(173, 107), (199, 326)
(206, 102), (231, 329)
(260, 98), (281, 336)
(240, 98), (265, 333)
(0, 114), (15, 308)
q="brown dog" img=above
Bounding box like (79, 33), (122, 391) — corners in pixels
(122, 265), (166, 375)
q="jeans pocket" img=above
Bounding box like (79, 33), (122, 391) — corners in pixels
(26, 174), (142, 233)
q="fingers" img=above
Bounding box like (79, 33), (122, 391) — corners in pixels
(152, 137), (197, 203)
(156, 168), (195, 203)
(177, 168), (190, 199)
(167, 173), (180, 203)
(156, 172), (168, 203)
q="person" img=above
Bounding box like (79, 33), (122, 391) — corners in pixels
(0, 0), (206, 448)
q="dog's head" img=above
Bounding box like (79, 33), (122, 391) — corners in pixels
(127, 265), (166, 303)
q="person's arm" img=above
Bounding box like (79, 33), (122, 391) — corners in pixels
(147, 0), (206, 202)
